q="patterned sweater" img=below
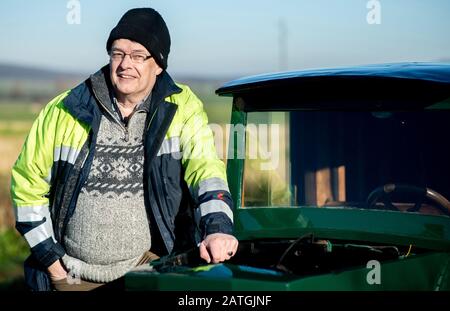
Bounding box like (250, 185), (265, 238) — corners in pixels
(62, 101), (151, 282)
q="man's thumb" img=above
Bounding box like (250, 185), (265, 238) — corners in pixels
(199, 241), (211, 263)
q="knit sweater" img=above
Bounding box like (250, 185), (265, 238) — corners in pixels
(62, 104), (151, 283)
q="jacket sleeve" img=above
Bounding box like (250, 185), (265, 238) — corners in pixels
(10, 93), (69, 268)
(178, 86), (234, 240)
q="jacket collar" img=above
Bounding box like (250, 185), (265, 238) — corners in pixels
(151, 68), (183, 107)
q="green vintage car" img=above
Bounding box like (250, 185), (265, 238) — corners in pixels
(126, 62), (450, 291)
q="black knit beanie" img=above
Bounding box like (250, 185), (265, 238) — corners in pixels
(106, 8), (170, 70)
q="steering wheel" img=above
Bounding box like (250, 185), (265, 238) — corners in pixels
(366, 183), (450, 216)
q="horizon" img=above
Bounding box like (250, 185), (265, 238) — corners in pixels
(3, 60), (450, 83)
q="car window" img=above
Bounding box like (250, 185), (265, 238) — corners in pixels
(242, 109), (450, 214)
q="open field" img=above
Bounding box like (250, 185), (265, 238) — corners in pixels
(0, 102), (36, 229)
(0, 101), (37, 287)
(0, 228), (28, 289)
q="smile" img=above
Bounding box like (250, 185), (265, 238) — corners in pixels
(117, 74), (136, 79)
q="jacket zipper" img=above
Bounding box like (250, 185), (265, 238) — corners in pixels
(144, 104), (179, 248)
(146, 106), (176, 238)
(146, 106), (159, 133)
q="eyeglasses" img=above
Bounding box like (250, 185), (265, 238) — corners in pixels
(109, 50), (153, 64)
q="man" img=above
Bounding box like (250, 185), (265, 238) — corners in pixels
(11, 8), (238, 291)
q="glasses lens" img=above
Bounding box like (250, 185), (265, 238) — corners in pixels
(131, 53), (146, 64)
(110, 51), (124, 61)
(110, 51), (150, 63)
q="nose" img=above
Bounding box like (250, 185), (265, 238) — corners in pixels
(118, 54), (133, 69)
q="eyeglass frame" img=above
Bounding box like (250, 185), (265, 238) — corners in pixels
(109, 48), (153, 64)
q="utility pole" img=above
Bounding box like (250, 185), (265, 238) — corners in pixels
(278, 18), (288, 71)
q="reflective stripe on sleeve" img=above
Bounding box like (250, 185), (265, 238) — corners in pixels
(23, 218), (56, 248)
(54, 145), (81, 164)
(189, 177), (230, 200)
(13, 204), (50, 222)
(157, 136), (181, 157)
(194, 199), (234, 225)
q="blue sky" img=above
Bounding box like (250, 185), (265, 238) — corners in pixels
(1, 0), (450, 77)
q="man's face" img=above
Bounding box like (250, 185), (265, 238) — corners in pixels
(109, 39), (163, 101)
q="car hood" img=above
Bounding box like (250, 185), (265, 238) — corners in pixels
(233, 206), (450, 251)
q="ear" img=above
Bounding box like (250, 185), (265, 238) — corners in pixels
(155, 66), (163, 76)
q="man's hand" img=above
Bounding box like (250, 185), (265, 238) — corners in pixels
(199, 233), (239, 264)
(47, 260), (68, 281)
